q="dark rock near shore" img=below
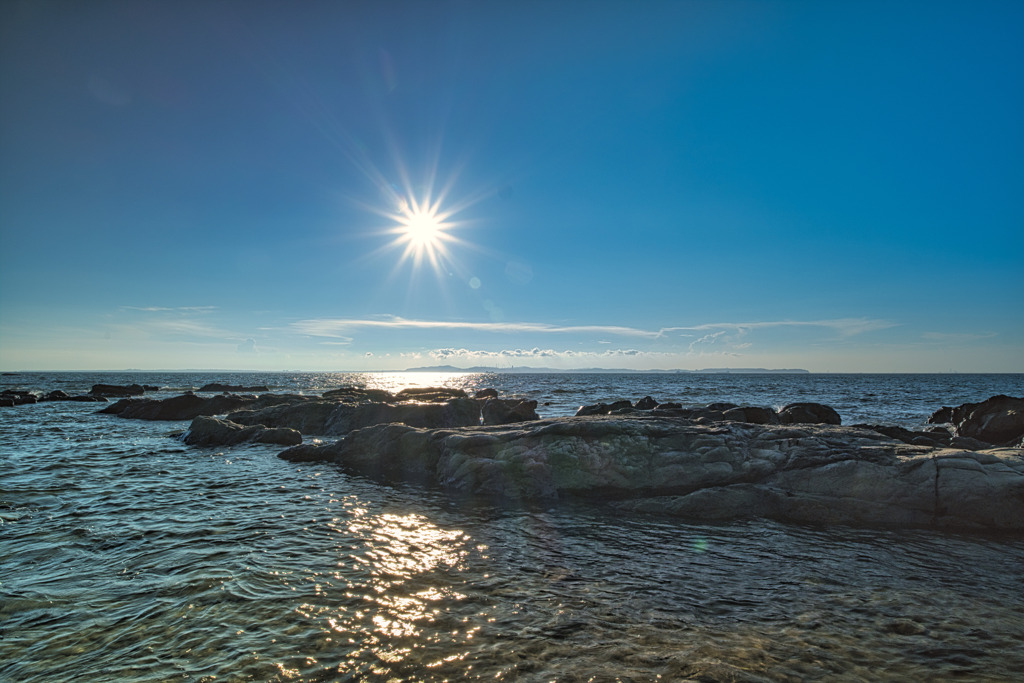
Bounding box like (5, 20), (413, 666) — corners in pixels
(721, 406), (780, 425)
(576, 400), (633, 416)
(90, 383), (148, 397)
(181, 415), (301, 447)
(396, 387), (469, 402)
(778, 402), (842, 425)
(635, 396), (658, 410)
(278, 415), (1024, 532)
(228, 396), (481, 436)
(2, 389), (106, 405)
(198, 383), (269, 393)
(99, 392), (312, 421)
(1, 390), (38, 405)
(322, 387), (394, 402)
(475, 388), (499, 399)
(581, 398), (830, 426)
(99, 392), (250, 420)
(482, 398), (539, 425)
(854, 424), (952, 448)
(928, 395), (1024, 447)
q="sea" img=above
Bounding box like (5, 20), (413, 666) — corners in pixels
(2, 371), (1023, 682)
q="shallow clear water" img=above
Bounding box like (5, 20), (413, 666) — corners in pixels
(2, 373), (1023, 681)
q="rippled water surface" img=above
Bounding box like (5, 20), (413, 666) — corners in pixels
(2, 373), (1024, 681)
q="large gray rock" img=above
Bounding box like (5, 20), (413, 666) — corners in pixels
(182, 415), (301, 446)
(278, 415), (1024, 532)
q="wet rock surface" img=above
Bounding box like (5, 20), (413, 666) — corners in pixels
(180, 415), (301, 447)
(278, 415), (1024, 532)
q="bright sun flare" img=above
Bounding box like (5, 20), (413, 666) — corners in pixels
(402, 210), (443, 248)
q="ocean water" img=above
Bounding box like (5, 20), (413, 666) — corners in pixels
(2, 372), (1023, 682)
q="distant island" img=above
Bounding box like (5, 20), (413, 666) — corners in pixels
(403, 365), (810, 374)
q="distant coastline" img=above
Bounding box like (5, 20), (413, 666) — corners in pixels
(401, 365), (811, 374)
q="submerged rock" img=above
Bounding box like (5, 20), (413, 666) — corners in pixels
(181, 415), (301, 447)
(278, 415), (1024, 532)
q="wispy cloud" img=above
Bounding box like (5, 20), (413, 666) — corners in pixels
(427, 347), (658, 363)
(665, 317), (896, 338)
(120, 306), (218, 313)
(291, 315), (896, 341)
(291, 316), (659, 338)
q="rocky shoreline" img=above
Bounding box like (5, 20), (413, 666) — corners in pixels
(4, 381), (1022, 531)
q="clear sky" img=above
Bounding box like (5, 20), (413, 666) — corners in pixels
(1, 0), (1021, 372)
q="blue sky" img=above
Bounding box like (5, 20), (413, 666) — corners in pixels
(1, 0), (1021, 372)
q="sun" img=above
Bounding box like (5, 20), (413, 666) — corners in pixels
(381, 194), (463, 274)
(358, 159), (486, 280)
(401, 209), (444, 249)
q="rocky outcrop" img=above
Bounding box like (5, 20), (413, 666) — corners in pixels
(929, 395), (1024, 447)
(197, 383), (269, 393)
(577, 398), (820, 426)
(97, 385), (512, 435)
(99, 392), (311, 421)
(278, 415), (1024, 532)
(228, 397), (481, 436)
(89, 383), (156, 397)
(181, 416), (301, 447)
